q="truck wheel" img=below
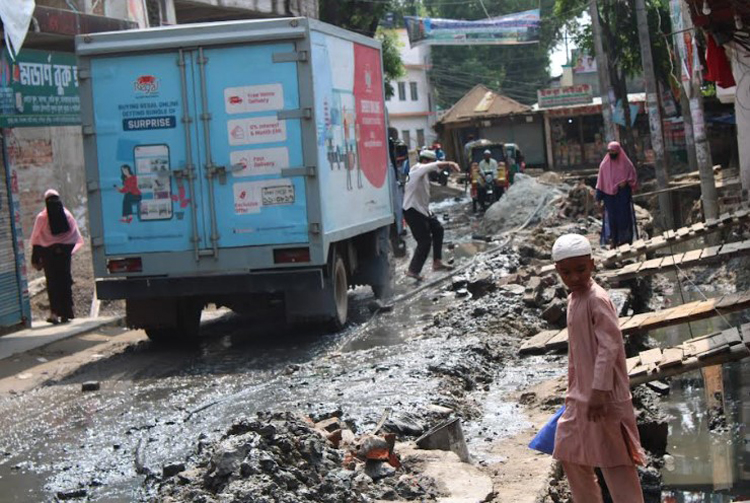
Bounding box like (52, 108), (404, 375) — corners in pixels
(329, 255), (348, 330)
(144, 299), (202, 343)
(372, 234), (395, 300)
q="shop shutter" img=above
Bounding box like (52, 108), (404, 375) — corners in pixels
(0, 156), (23, 328)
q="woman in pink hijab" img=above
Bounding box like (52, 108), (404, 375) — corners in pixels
(595, 142), (638, 247)
(30, 189), (84, 324)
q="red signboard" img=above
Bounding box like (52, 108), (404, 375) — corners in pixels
(353, 44), (387, 189)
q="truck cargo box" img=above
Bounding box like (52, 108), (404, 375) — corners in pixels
(76, 18), (396, 336)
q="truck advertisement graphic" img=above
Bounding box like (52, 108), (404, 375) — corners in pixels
(313, 32), (391, 234)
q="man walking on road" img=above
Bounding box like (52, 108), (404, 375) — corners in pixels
(403, 149), (460, 281)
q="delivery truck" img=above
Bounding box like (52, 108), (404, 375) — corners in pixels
(75, 18), (398, 341)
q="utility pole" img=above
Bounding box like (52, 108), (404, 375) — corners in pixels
(672, 0), (719, 221)
(635, 0), (674, 229)
(589, 1), (617, 143)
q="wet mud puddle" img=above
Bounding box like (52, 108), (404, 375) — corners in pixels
(651, 283), (750, 502)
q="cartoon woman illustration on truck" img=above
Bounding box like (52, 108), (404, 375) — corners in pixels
(115, 164), (142, 223)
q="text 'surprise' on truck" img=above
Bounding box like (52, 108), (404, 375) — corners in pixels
(75, 18), (400, 341)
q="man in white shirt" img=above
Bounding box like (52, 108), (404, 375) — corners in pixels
(478, 149), (498, 177)
(403, 150), (460, 280)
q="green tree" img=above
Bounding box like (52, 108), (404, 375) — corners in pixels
(423, 0), (565, 107)
(553, 0), (674, 155)
(319, 0), (405, 98)
(377, 28), (406, 99)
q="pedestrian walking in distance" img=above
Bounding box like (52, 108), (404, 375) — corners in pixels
(595, 141), (638, 247)
(402, 149), (460, 281)
(30, 189), (84, 324)
(551, 234), (646, 502)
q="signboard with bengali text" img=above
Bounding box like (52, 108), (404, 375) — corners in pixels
(537, 84), (593, 109)
(0, 48), (80, 127)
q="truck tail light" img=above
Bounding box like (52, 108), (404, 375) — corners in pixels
(107, 257), (143, 273)
(273, 247), (310, 264)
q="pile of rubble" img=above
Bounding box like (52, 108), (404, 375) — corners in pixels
(560, 180), (599, 219)
(483, 173), (568, 235)
(151, 412), (443, 503)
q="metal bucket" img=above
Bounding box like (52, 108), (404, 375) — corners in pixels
(415, 417), (470, 463)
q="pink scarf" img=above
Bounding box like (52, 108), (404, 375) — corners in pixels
(596, 141), (637, 196)
(30, 190), (84, 253)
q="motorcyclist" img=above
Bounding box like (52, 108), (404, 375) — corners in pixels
(478, 149), (498, 178)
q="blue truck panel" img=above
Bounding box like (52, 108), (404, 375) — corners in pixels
(197, 43), (309, 247)
(91, 51), (203, 255)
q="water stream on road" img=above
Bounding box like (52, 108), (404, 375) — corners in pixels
(650, 273), (750, 502)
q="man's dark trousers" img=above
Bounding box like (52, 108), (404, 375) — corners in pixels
(404, 208), (444, 274)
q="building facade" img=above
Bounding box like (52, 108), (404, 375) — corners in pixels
(385, 29), (436, 150)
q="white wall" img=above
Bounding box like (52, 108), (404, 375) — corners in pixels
(390, 116), (437, 149)
(386, 29), (436, 149)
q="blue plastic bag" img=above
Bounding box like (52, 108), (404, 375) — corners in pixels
(528, 405), (565, 455)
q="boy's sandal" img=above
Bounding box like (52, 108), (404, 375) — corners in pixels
(46, 317), (60, 325)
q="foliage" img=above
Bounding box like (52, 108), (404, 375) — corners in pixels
(422, 0), (565, 107)
(377, 28), (406, 99)
(318, 0), (389, 37)
(554, 0), (673, 83)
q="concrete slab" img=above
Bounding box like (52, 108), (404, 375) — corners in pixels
(393, 443), (494, 503)
(0, 316), (121, 361)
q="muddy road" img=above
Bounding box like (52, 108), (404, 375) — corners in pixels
(0, 189), (564, 502)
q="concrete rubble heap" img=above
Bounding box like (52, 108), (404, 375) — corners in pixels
(152, 412), (443, 503)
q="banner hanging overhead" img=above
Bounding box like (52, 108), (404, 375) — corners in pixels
(404, 9), (540, 47)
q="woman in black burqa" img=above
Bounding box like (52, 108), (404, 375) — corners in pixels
(30, 189), (84, 324)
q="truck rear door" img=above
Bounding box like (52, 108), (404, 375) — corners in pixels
(90, 42), (308, 260)
(193, 42), (309, 251)
(90, 50), (208, 257)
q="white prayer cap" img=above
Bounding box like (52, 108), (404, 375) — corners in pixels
(552, 233), (592, 262)
(420, 149), (437, 160)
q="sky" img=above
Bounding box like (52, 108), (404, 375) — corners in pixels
(549, 13), (590, 77)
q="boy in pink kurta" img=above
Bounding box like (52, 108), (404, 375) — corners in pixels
(551, 234), (646, 503)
